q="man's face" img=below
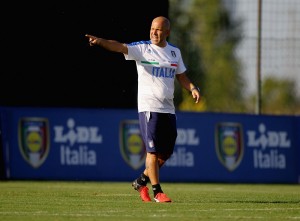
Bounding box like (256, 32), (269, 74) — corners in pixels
(150, 20), (170, 47)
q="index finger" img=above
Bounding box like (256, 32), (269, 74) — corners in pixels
(85, 34), (94, 39)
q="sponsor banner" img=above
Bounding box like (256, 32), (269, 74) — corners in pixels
(0, 107), (299, 183)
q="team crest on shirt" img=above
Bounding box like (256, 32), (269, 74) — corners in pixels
(119, 120), (146, 170)
(171, 50), (176, 57)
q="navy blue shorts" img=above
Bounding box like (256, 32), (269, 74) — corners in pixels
(138, 112), (177, 155)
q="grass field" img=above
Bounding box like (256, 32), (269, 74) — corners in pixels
(0, 181), (300, 221)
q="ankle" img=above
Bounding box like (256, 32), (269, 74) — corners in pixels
(152, 184), (163, 196)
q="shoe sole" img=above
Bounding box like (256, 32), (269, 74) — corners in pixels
(154, 199), (172, 203)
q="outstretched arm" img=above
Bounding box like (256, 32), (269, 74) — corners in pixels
(85, 34), (128, 55)
(176, 73), (201, 103)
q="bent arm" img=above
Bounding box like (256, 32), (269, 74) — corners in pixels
(85, 34), (128, 54)
(176, 73), (197, 92)
(176, 73), (201, 103)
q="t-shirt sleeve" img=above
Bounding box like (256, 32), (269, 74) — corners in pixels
(124, 44), (142, 61)
(176, 51), (187, 74)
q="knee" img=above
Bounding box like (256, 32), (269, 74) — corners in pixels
(157, 152), (172, 167)
(158, 152), (172, 161)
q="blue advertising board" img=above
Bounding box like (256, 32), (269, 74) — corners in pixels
(0, 107), (299, 183)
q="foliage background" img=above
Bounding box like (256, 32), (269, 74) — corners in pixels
(169, 0), (300, 115)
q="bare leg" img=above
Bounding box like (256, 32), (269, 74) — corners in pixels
(143, 152), (159, 185)
(143, 153), (167, 180)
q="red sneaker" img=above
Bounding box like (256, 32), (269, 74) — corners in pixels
(154, 193), (172, 203)
(139, 186), (152, 202)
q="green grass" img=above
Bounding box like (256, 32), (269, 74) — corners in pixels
(0, 181), (300, 221)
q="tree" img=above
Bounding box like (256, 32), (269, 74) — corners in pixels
(256, 77), (299, 115)
(169, 0), (246, 112)
(169, 0), (206, 111)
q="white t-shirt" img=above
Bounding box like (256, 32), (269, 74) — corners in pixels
(124, 40), (186, 114)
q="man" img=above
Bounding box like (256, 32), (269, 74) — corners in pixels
(85, 16), (200, 203)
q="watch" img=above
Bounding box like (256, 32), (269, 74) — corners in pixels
(191, 87), (200, 92)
